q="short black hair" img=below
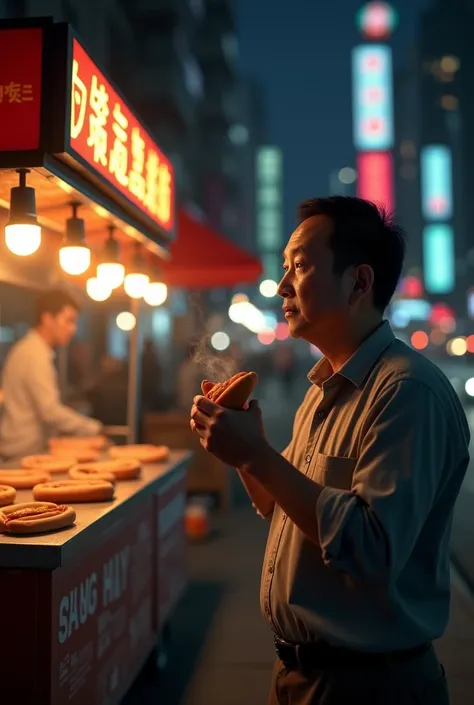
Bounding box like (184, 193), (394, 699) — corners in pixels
(297, 196), (406, 312)
(35, 289), (80, 325)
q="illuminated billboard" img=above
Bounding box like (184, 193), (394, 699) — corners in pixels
(256, 146), (283, 252)
(352, 44), (394, 151)
(70, 40), (175, 234)
(420, 145), (453, 221)
(356, 2), (398, 40)
(357, 151), (394, 211)
(423, 224), (455, 294)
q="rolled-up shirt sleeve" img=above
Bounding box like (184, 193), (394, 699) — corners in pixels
(316, 379), (453, 586)
(26, 354), (102, 437)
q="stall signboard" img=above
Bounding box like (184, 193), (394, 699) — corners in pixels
(0, 18), (175, 244)
(69, 39), (175, 236)
(0, 26), (44, 152)
(51, 501), (155, 705)
(155, 465), (187, 630)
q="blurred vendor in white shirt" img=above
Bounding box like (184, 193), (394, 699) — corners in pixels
(0, 289), (102, 459)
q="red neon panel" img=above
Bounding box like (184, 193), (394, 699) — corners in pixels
(357, 151), (394, 212)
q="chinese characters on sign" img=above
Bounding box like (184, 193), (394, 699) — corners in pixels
(70, 41), (174, 234)
(0, 82), (33, 103)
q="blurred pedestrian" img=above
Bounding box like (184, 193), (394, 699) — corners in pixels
(191, 196), (468, 704)
(141, 337), (162, 411)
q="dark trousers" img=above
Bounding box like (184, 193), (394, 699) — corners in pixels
(267, 644), (449, 705)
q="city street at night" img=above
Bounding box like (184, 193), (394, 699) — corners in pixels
(0, 0), (474, 703)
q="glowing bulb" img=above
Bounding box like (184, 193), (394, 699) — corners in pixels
(97, 262), (125, 289)
(124, 272), (149, 299)
(211, 331), (230, 351)
(447, 337), (467, 356)
(259, 279), (278, 298)
(86, 277), (111, 302)
(59, 245), (91, 275)
(5, 223), (41, 256)
(465, 378), (474, 397)
(116, 311), (136, 331)
(144, 282), (168, 307)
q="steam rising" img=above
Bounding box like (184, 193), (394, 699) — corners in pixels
(191, 334), (237, 383)
(186, 291), (237, 383)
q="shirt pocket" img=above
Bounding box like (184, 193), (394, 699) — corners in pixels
(314, 453), (357, 491)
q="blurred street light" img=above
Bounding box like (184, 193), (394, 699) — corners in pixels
(338, 167), (357, 184)
(259, 279), (278, 297)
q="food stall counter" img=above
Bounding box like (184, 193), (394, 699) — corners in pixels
(0, 450), (191, 705)
(0, 450), (190, 569)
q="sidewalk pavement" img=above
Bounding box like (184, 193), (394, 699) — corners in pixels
(126, 491), (474, 705)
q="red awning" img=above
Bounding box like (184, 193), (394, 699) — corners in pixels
(162, 209), (262, 289)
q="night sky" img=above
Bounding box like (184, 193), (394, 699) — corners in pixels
(237, 0), (430, 233)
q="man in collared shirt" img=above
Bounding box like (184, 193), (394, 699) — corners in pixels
(0, 289), (102, 459)
(191, 197), (469, 704)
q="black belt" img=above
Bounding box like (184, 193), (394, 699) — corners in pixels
(274, 636), (431, 671)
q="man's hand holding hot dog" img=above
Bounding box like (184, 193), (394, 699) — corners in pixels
(191, 394), (269, 468)
(190, 372), (276, 518)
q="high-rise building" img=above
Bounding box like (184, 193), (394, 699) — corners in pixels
(417, 0), (474, 315)
(0, 0), (246, 237)
(393, 48), (423, 273)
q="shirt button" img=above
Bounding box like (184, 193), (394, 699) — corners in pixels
(265, 602), (270, 615)
(305, 454), (311, 463)
(281, 514), (286, 521)
(318, 411), (326, 419)
(268, 565), (274, 574)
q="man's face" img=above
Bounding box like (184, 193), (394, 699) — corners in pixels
(43, 306), (78, 347)
(278, 215), (357, 344)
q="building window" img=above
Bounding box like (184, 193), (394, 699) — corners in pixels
(399, 164), (417, 180)
(400, 140), (416, 159)
(440, 56), (460, 73)
(441, 94), (459, 111)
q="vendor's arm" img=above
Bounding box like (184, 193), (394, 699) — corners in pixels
(27, 355), (102, 436)
(244, 380), (461, 586)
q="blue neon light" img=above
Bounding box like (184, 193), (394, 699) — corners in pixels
(420, 145), (453, 221)
(423, 224), (455, 294)
(352, 44), (394, 151)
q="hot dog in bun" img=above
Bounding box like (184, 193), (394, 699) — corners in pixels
(70, 459), (141, 481)
(201, 371), (258, 410)
(33, 480), (115, 503)
(22, 455), (75, 473)
(50, 448), (101, 463)
(49, 435), (107, 451)
(109, 445), (169, 464)
(0, 485), (16, 507)
(0, 469), (51, 489)
(0, 501), (75, 535)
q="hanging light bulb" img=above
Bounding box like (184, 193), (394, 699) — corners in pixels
(5, 168), (41, 256)
(144, 266), (168, 307)
(59, 202), (91, 275)
(97, 224), (125, 289)
(86, 277), (111, 302)
(124, 242), (149, 299)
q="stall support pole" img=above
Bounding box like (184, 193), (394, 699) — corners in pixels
(127, 297), (142, 444)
